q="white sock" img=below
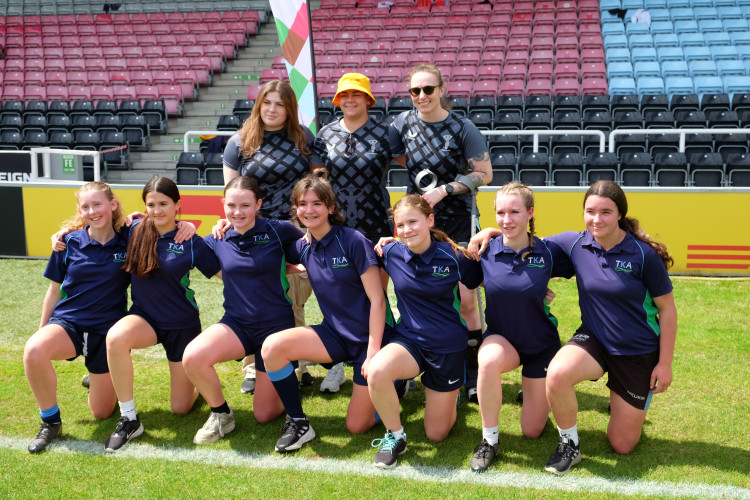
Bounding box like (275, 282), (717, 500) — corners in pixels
(558, 424), (579, 446)
(118, 399), (137, 421)
(482, 426), (499, 446)
(391, 427), (405, 440)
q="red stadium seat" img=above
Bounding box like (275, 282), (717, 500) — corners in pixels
(473, 80), (499, 97)
(553, 77), (580, 96)
(499, 79), (525, 96)
(581, 77), (608, 95)
(526, 79), (553, 95)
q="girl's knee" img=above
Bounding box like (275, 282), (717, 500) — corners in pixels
(346, 416), (374, 435)
(425, 426), (450, 442)
(608, 431), (640, 454)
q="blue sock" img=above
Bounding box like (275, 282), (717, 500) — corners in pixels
(267, 363), (305, 419)
(374, 411), (381, 423)
(40, 403), (61, 424)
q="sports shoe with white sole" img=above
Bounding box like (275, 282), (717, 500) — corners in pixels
(545, 437), (582, 475)
(372, 430), (407, 469)
(28, 422), (62, 453)
(81, 373), (90, 389)
(240, 375), (256, 394)
(275, 415), (315, 452)
(320, 362), (346, 393)
(194, 409), (235, 444)
(105, 414), (144, 452)
(470, 439), (499, 472)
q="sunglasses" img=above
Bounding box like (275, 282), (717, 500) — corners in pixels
(408, 85), (439, 97)
(345, 134), (356, 156)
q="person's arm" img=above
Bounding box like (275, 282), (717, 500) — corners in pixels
(174, 220), (196, 244)
(223, 165), (239, 185)
(373, 236), (398, 257)
(422, 151), (493, 208)
(650, 292), (677, 394)
(466, 227), (503, 258)
(39, 281), (62, 329)
(360, 265), (386, 381)
(51, 229), (73, 252)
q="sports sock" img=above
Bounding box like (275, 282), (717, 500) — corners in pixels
(558, 424), (579, 446)
(482, 425), (499, 446)
(118, 399), (137, 421)
(267, 363), (305, 419)
(211, 401), (230, 415)
(40, 403), (61, 424)
(391, 427), (405, 440)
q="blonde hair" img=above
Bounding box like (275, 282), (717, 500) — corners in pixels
(61, 181), (124, 232)
(390, 194), (468, 257)
(239, 80), (311, 158)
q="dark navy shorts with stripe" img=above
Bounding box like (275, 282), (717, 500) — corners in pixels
(48, 317), (109, 374)
(219, 315), (294, 373)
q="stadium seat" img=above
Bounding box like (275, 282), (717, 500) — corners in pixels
(726, 152), (750, 186)
(620, 151), (654, 186)
(518, 152), (550, 186)
(585, 151), (618, 183)
(551, 152), (584, 186)
(690, 152), (725, 186)
(489, 153), (516, 185)
(653, 152), (688, 186)
(176, 167), (202, 185)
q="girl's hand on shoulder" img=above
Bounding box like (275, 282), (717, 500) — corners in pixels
(374, 236), (397, 257)
(212, 219), (231, 240)
(302, 230), (312, 245)
(50, 228), (72, 252)
(174, 220), (196, 243)
(124, 211), (146, 226)
(467, 229), (496, 259)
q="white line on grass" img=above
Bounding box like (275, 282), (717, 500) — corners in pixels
(1, 436), (748, 499)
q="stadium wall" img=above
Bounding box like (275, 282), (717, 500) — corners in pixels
(4, 182), (750, 275)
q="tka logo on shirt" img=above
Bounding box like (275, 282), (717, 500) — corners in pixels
(331, 256), (349, 268)
(615, 260), (633, 273)
(167, 243), (185, 254)
(432, 265), (450, 277)
(526, 256), (545, 268)
(112, 252), (126, 263)
(253, 233), (270, 244)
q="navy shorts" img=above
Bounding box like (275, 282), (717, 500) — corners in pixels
(567, 329), (659, 411)
(129, 309), (201, 363)
(48, 317), (109, 374)
(312, 323), (396, 386)
(391, 334), (465, 392)
(435, 213), (479, 246)
(483, 330), (561, 379)
(220, 315), (294, 373)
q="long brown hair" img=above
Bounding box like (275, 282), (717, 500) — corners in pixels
(584, 180), (674, 268)
(390, 194), (468, 257)
(407, 63), (451, 111)
(61, 181), (124, 232)
(290, 168), (346, 226)
(494, 182), (536, 257)
(239, 80), (311, 158)
(122, 177), (181, 278)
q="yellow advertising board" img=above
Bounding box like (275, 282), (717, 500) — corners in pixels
(21, 184), (750, 275)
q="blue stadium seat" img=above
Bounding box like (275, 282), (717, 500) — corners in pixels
(629, 34), (655, 49)
(631, 47), (658, 62)
(717, 60), (747, 77)
(670, 8), (695, 22)
(730, 32), (750, 46)
(678, 32), (705, 47)
(684, 46), (712, 64)
(705, 33), (732, 47)
(661, 61), (690, 78)
(689, 60), (719, 77)
(606, 48), (633, 65)
(634, 61), (662, 78)
(657, 47), (684, 63)
(646, 0), (667, 8)
(694, 76), (725, 101)
(710, 46), (739, 61)
(627, 23), (651, 36)
(603, 24), (627, 37)
(717, 6), (743, 19)
(698, 19), (724, 33)
(609, 62), (635, 78)
(650, 21), (675, 34)
(665, 76), (695, 95)
(604, 34), (629, 50)
(653, 33), (680, 48)
(637, 77), (666, 95)
(649, 8), (671, 22)
(693, 7), (719, 20)
(610, 78), (638, 96)
(667, 0), (690, 8)
(722, 76), (750, 99)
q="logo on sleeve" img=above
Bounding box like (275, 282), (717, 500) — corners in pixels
(615, 260), (633, 273)
(432, 265), (450, 277)
(526, 256), (545, 268)
(331, 256), (349, 269)
(167, 243), (184, 254)
(253, 233), (270, 244)
(113, 252), (126, 263)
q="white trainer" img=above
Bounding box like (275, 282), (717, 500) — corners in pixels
(319, 363), (346, 393)
(194, 409), (236, 444)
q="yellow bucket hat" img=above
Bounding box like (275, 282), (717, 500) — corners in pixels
(332, 73), (376, 107)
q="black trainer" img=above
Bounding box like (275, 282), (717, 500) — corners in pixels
(28, 422), (62, 453)
(105, 414), (144, 452)
(544, 437), (582, 475)
(275, 415), (315, 452)
(372, 430), (407, 469)
(470, 439), (499, 472)
(299, 371), (314, 387)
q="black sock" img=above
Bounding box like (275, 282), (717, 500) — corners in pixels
(211, 401), (230, 414)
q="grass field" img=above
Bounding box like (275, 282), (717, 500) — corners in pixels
(0, 258), (748, 499)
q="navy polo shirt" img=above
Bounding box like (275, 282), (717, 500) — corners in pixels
(293, 224), (391, 345)
(469, 236), (574, 354)
(312, 117), (402, 236)
(382, 239), (482, 354)
(545, 231), (673, 355)
(204, 218), (303, 329)
(129, 224), (221, 330)
(44, 227), (130, 332)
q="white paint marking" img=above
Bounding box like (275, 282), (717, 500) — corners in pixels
(1, 436), (748, 498)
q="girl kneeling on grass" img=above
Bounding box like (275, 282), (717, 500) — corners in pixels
(541, 180), (677, 475)
(368, 194), (482, 469)
(103, 177), (221, 452)
(182, 177), (304, 444)
(24, 182), (129, 453)
(260, 169), (395, 453)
